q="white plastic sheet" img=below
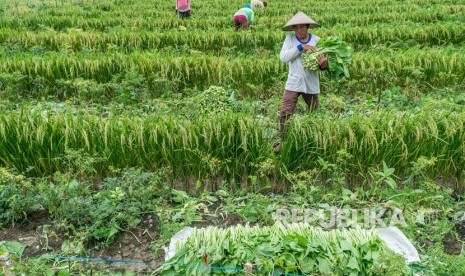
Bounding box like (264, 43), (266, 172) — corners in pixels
(164, 226), (194, 261)
(376, 226), (420, 263)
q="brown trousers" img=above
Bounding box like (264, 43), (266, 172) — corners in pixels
(279, 90), (319, 141)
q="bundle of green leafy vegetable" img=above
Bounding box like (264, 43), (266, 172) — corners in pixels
(302, 36), (353, 80)
(158, 224), (408, 275)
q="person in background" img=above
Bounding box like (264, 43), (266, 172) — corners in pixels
(233, 3), (254, 30)
(251, 0), (267, 8)
(175, 0), (191, 19)
(274, 11), (328, 153)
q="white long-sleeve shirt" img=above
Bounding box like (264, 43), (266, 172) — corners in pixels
(279, 33), (320, 94)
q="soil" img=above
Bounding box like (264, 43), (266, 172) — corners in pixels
(88, 214), (163, 273)
(443, 219), (465, 255)
(0, 212), (164, 273)
(0, 210), (64, 257)
(443, 232), (462, 255)
(456, 219), (465, 241)
(418, 239), (435, 249)
(189, 198), (243, 229)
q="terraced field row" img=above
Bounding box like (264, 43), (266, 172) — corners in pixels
(1, 47), (463, 97)
(2, 8), (464, 31)
(2, 22), (464, 53)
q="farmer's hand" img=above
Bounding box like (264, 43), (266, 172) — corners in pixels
(317, 54), (328, 69)
(302, 45), (317, 52)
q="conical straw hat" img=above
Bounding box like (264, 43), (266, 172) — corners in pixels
(282, 11), (319, 31)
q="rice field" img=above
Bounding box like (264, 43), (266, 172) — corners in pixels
(1, 0), (465, 274)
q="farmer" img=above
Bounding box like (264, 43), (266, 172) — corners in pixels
(175, 0), (191, 19)
(274, 11), (328, 153)
(233, 3), (254, 31)
(251, 0), (267, 8)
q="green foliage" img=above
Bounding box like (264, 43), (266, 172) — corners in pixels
(109, 70), (148, 104)
(324, 94), (346, 113)
(10, 258), (55, 276)
(53, 168), (165, 244)
(61, 149), (107, 178)
(0, 72), (28, 100)
(188, 86), (233, 116)
(0, 104), (272, 182)
(303, 36), (353, 80)
(404, 156), (437, 186)
(159, 224), (408, 275)
(0, 241), (27, 257)
(0, 168), (40, 226)
(281, 107), (465, 184)
(225, 193), (276, 224)
(70, 78), (107, 102)
(369, 161), (397, 190)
